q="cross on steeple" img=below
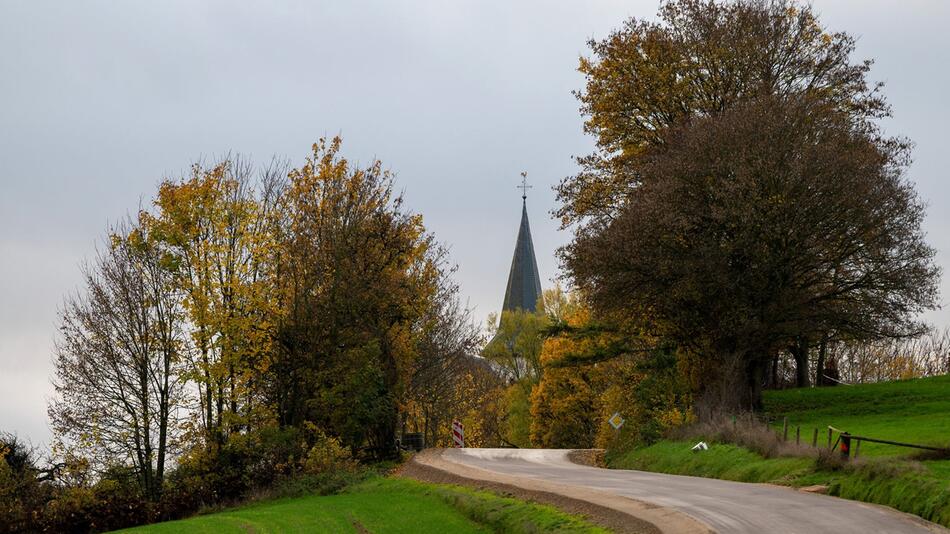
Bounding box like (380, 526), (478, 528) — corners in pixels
(518, 171), (532, 200)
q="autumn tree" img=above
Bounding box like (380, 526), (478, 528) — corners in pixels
(482, 309), (547, 383)
(272, 137), (443, 458)
(0, 433), (49, 532)
(147, 158), (284, 446)
(566, 96), (939, 410)
(559, 0), (887, 229)
(480, 293), (558, 447)
(530, 293), (600, 448)
(560, 0), (939, 408)
(49, 220), (186, 499)
(528, 289), (693, 448)
(402, 263), (487, 447)
(404, 355), (504, 448)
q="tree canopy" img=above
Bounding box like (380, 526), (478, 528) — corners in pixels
(560, 0), (940, 409)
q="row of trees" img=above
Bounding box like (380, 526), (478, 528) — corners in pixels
(770, 327), (950, 387)
(4, 0), (944, 529)
(476, 0), (944, 452)
(44, 138), (486, 512)
(482, 286), (948, 452)
(466, 2), (943, 452)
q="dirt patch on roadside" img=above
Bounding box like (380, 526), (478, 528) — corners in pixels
(398, 453), (659, 534)
(568, 449), (607, 468)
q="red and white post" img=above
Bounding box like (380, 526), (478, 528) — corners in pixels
(452, 420), (464, 448)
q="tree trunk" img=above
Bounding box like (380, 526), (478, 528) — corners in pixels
(769, 353), (779, 388)
(742, 357), (767, 411)
(815, 335), (828, 386)
(792, 337), (810, 388)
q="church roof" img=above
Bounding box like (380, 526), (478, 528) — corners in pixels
(502, 198), (543, 312)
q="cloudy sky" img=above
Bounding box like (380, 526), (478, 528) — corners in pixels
(1, 0), (948, 446)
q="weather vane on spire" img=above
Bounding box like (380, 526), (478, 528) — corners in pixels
(518, 171), (532, 200)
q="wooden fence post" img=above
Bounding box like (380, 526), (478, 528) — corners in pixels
(812, 428), (818, 448)
(827, 428), (833, 449)
(796, 426), (800, 446)
(840, 433), (852, 460)
(782, 417), (788, 441)
(854, 439), (862, 459)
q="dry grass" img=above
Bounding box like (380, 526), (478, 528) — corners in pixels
(669, 414), (817, 459)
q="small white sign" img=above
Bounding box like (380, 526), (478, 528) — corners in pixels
(691, 441), (709, 452)
(608, 412), (625, 430)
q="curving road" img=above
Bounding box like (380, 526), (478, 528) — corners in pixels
(428, 448), (945, 534)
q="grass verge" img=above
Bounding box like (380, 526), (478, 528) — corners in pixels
(115, 476), (607, 533)
(418, 478), (610, 533)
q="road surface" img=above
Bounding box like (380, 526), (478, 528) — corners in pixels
(424, 448), (945, 534)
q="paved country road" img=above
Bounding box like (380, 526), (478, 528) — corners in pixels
(424, 448), (946, 534)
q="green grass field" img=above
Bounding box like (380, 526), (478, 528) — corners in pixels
(115, 477), (607, 534)
(764, 374), (950, 457)
(609, 375), (950, 526)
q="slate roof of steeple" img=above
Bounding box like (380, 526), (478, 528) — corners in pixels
(502, 198), (543, 312)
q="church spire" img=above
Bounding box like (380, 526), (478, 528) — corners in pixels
(502, 173), (542, 312)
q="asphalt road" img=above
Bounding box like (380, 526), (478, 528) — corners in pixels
(440, 448), (944, 534)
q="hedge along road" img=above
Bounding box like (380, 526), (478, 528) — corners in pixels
(415, 448), (947, 534)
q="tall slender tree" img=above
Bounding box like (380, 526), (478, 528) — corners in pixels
(49, 220), (185, 499)
(148, 158), (284, 446)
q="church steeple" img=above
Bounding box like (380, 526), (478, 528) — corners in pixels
(502, 173), (542, 312)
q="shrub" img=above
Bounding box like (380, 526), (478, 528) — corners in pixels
(39, 478), (148, 533)
(596, 349), (694, 450)
(814, 447), (847, 472)
(166, 425), (309, 512)
(0, 457), (28, 534)
(22, 424), (367, 532)
(0, 433), (51, 534)
(302, 428), (356, 475)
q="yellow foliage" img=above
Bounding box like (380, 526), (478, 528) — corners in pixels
(530, 292), (603, 448)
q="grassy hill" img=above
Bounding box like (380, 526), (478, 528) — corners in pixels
(764, 374), (950, 457)
(115, 477), (607, 534)
(609, 375), (950, 527)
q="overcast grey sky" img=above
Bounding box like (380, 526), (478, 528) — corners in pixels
(1, 0), (948, 446)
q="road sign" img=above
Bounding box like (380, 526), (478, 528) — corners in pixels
(452, 420), (464, 448)
(608, 412), (625, 430)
